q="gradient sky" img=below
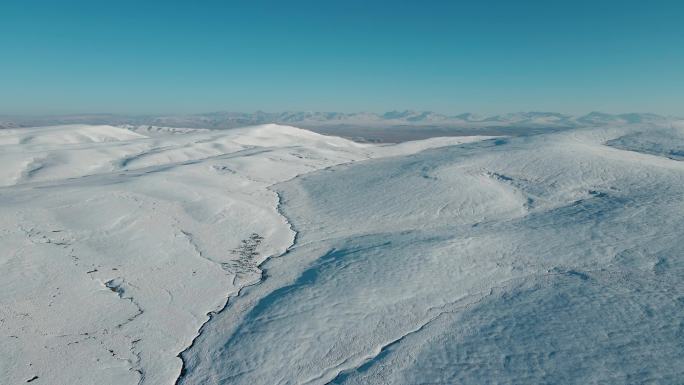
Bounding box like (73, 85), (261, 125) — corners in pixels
(1, 0), (683, 115)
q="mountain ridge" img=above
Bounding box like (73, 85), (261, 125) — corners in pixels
(1, 111), (679, 130)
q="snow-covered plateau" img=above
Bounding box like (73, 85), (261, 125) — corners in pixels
(1, 121), (683, 384)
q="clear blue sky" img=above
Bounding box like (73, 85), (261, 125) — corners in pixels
(1, 0), (682, 115)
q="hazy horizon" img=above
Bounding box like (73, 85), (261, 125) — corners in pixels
(2, 109), (681, 119)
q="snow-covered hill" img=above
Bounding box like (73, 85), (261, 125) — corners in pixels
(0, 124), (487, 385)
(2, 121), (683, 385)
(178, 123), (684, 384)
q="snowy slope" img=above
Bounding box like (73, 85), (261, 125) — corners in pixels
(0, 124), (488, 385)
(178, 124), (684, 384)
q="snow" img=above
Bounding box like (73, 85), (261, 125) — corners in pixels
(0, 124), (146, 146)
(177, 124), (684, 384)
(3, 121), (683, 385)
(605, 127), (684, 161)
(0, 123), (488, 385)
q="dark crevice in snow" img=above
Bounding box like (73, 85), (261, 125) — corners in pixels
(179, 229), (224, 269)
(129, 338), (146, 385)
(102, 278), (146, 383)
(104, 279), (145, 328)
(174, 188), (300, 385)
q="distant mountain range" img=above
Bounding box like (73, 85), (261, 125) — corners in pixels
(1, 111), (678, 131)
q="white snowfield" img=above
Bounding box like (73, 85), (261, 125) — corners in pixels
(2, 122), (684, 385)
(0, 123), (487, 385)
(177, 123), (684, 384)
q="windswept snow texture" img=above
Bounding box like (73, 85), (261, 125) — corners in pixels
(0, 124), (486, 385)
(178, 124), (684, 385)
(606, 128), (684, 161)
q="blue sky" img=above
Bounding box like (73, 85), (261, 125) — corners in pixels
(1, 0), (682, 115)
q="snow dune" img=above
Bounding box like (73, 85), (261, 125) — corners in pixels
(0, 123), (487, 385)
